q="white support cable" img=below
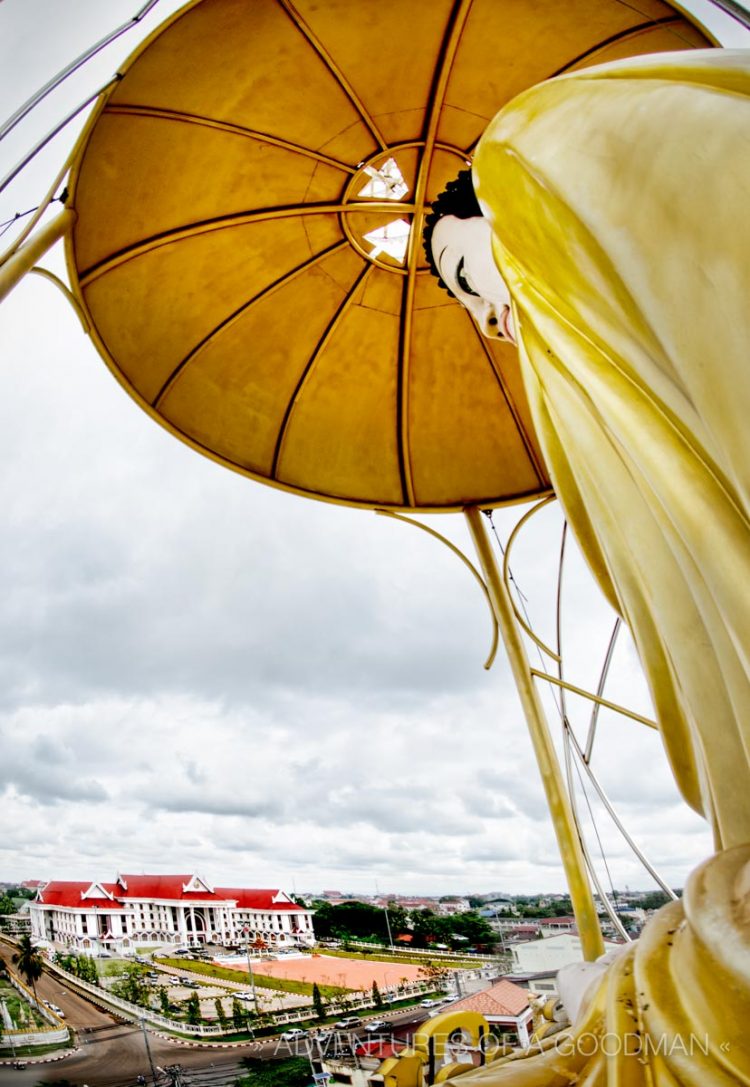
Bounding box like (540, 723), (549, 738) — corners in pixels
(0, 79), (118, 197)
(554, 521), (629, 939)
(562, 723), (631, 942)
(567, 728), (678, 901)
(489, 504), (679, 910)
(0, 1), (162, 143)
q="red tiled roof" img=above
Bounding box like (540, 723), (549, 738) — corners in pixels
(447, 980), (530, 1019)
(36, 874), (304, 911)
(117, 874), (222, 901)
(38, 882), (124, 910)
(215, 888), (303, 911)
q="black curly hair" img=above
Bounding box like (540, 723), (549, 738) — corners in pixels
(422, 168), (481, 296)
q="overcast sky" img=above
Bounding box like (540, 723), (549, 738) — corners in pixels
(1, 0), (744, 898)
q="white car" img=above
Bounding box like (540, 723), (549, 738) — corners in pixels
(364, 1019), (389, 1033)
(334, 1016), (361, 1029)
(280, 1028), (308, 1041)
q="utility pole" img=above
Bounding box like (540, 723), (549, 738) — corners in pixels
(140, 1018), (157, 1084)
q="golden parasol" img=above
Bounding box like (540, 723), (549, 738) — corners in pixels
(63, 0), (708, 513)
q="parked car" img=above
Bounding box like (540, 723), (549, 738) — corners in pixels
(442, 995), (459, 1003)
(280, 1028), (308, 1041)
(335, 1016), (362, 1029)
(421, 999), (440, 1007)
(364, 1019), (389, 1033)
(236, 992), (255, 1002)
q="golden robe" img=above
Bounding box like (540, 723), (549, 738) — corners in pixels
(442, 50), (750, 1086)
(474, 49), (750, 852)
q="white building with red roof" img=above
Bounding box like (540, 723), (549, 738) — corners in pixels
(29, 873), (314, 954)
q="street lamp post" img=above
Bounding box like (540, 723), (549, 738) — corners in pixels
(383, 904), (394, 951)
(243, 930), (259, 1016)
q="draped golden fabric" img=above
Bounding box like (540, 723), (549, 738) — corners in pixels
(444, 48), (750, 1086)
(474, 49), (750, 852)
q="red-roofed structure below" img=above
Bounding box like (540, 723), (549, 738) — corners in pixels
(30, 873), (314, 956)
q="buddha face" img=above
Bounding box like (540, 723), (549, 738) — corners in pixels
(430, 215), (516, 343)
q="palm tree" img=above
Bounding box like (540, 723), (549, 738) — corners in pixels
(13, 935), (44, 1003)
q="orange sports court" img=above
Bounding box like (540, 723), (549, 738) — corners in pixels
(239, 954), (429, 992)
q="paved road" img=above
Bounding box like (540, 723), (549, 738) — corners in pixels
(0, 968), (261, 1087)
(0, 956), (429, 1087)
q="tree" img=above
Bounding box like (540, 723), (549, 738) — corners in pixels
(214, 996), (227, 1030)
(312, 981), (326, 1020)
(371, 980), (383, 1008)
(12, 934), (44, 1001)
(185, 991), (201, 1024)
(0, 893), (16, 915)
(232, 996), (247, 1032)
(111, 963), (150, 1007)
(159, 987), (171, 1016)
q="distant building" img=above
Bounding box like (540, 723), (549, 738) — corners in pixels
(509, 932), (621, 977)
(539, 915), (578, 936)
(29, 872), (314, 955)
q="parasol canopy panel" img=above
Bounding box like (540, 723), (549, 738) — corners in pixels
(66, 0), (710, 511)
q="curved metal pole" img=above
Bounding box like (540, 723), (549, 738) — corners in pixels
(0, 208), (75, 305)
(28, 268), (90, 333)
(584, 617), (622, 764)
(500, 495), (561, 663)
(465, 505), (604, 962)
(376, 509), (498, 670)
(0, 1), (161, 142)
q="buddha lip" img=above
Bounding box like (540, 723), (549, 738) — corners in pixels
(502, 306), (515, 343)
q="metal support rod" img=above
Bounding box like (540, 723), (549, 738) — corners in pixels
(0, 207), (75, 304)
(464, 506), (604, 962)
(529, 669), (657, 730)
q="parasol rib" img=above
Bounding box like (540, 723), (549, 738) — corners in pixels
(271, 261), (373, 481)
(277, 0), (388, 151)
(548, 15), (686, 77)
(469, 313), (549, 489)
(398, 0), (475, 508)
(462, 16), (689, 156)
(153, 240), (350, 409)
(78, 201), (415, 286)
(104, 104), (356, 174)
